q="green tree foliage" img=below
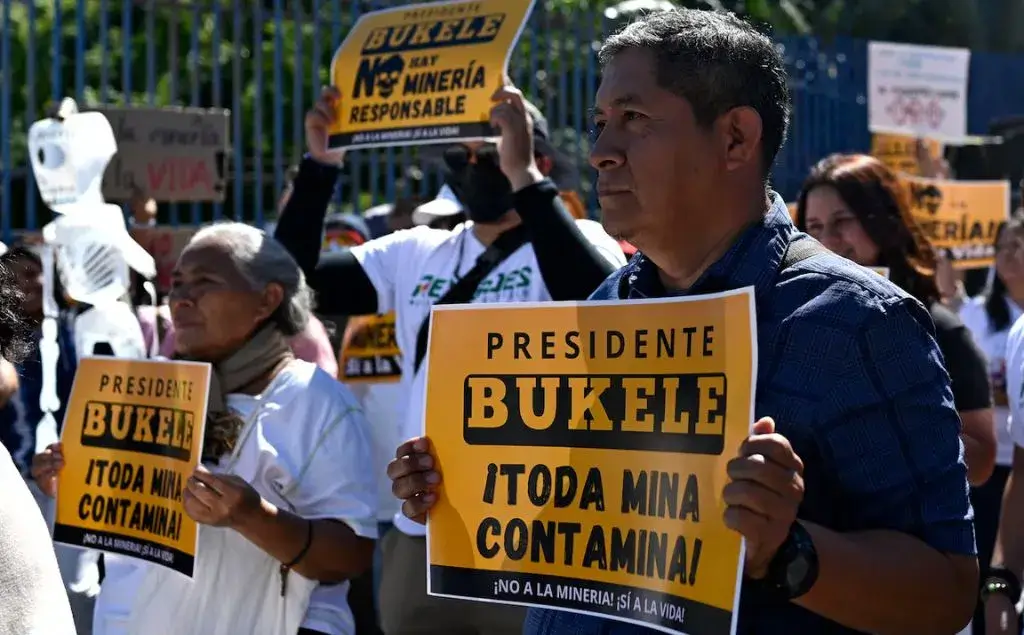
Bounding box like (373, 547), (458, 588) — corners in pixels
(1, 0), (1020, 228)
(1, 0), (609, 224)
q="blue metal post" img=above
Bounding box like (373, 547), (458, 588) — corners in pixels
(212, 0), (223, 220)
(585, 12), (599, 213)
(52, 0), (63, 99)
(292, 0), (304, 168)
(122, 0), (132, 101)
(75, 0), (86, 101)
(168, 8), (180, 225)
(146, 0), (155, 105)
(99, 0), (109, 103)
(191, 3), (202, 224)
(232, 0), (244, 220)
(2, 0), (12, 242)
(26, 1), (39, 230)
(253, 2), (265, 225)
(273, 0), (284, 209)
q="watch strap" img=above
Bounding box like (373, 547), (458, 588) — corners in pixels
(754, 521), (819, 601)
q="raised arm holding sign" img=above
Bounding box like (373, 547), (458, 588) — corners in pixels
(326, 0), (536, 150)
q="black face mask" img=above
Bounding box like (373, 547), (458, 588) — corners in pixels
(442, 145), (514, 225)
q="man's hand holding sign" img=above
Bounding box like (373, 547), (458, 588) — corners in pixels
(722, 417), (805, 581)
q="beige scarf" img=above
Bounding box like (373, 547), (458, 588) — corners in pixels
(180, 326), (294, 464)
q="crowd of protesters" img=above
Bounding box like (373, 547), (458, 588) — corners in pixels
(2, 6), (1024, 635)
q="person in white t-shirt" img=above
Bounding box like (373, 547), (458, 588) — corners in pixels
(961, 213), (1024, 634)
(274, 84), (627, 634)
(984, 306), (1024, 635)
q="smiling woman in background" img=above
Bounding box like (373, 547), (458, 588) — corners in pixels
(796, 153), (996, 487)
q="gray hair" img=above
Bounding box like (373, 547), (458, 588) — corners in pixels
(188, 221), (313, 336)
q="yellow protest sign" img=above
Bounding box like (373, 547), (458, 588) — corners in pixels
(327, 0), (536, 150)
(424, 290), (756, 634)
(53, 357), (210, 577)
(339, 312), (402, 384)
(904, 176), (1010, 269)
(870, 133), (944, 176)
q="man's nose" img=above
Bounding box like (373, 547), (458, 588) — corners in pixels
(588, 130), (625, 171)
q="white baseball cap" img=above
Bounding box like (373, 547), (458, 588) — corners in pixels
(411, 184), (463, 226)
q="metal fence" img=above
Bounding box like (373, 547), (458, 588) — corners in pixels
(2, 0), (1024, 241)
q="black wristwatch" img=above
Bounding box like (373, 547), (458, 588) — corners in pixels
(753, 521), (820, 600)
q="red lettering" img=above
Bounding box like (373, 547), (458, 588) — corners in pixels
(145, 159), (214, 196)
(146, 162), (168, 194)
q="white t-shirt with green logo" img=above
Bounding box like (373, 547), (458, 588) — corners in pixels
(351, 220), (627, 537)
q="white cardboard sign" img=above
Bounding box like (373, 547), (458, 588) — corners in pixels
(868, 41), (971, 142)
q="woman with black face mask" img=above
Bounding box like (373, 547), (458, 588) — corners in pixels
(274, 84), (627, 635)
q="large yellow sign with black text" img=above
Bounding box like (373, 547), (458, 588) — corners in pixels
(328, 0), (536, 150)
(904, 176), (1010, 269)
(53, 358), (210, 577)
(340, 312), (402, 384)
(424, 291), (756, 634)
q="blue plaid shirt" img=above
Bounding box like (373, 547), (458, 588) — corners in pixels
(524, 196), (975, 635)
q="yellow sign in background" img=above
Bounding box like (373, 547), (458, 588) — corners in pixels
(328, 0), (536, 150)
(904, 176), (1010, 269)
(54, 357), (210, 577)
(870, 133), (944, 176)
(340, 312), (402, 384)
(424, 291), (756, 634)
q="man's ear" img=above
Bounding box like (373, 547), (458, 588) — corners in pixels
(719, 106), (763, 172)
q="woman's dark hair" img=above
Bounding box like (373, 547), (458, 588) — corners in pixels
(982, 210), (1024, 332)
(796, 153), (941, 305)
(2, 244), (41, 268)
(0, 260), (34, 364)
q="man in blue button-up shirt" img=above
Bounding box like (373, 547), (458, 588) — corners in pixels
(389, 8), (978, 635)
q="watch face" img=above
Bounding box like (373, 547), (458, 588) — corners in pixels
(786, 553), (811, 589)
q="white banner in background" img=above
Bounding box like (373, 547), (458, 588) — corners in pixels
(868, 41), (970, 142)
